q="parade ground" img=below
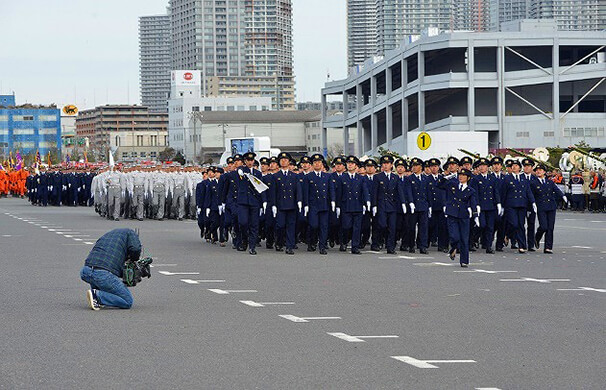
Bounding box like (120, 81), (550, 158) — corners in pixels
(0, 197), (604, 390)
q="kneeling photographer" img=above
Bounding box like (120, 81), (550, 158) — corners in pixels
(80, 228), (152, 310)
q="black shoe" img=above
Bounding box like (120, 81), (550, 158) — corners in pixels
(460, 263), (468, 268)
(535, 238), (540, 250)
(339, 245), (347, 252)
(430, 242), (438, 247)
(399, 245), (406, 251)
(275, 246), (283, 252)
(528, 247), (536, 252)
(386, 249), (396, 254)
(237, 246), (246, 252)
(114, 218), (120, 221)
(511, 245), (518, 250)
(370, 245), (380, 252)
(449, 247), (457, 261)
(285, 248), (294, 255)
(469, 247), (476, 252)
(249, 249), (257, 255)
(294, 245), (299, 250)
(307, 246), (316, 252)
(158, 218), (164, 221)
(441, 248), (449, 253)
(266, 243), (274, 249)
(486, 248), (494, 254)
(351, 249), (361, 254)
(329, 240), (335, 248)
(544, 249), (553, 254)
(320, 249), (328, 255)
(419, 248), (428, 255)
(409, 248), (415, 253)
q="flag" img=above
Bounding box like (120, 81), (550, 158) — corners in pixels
(15, 151), (22, 170)
(0, 163), (4, 171)
(47, 151), (52, 166)
(109, 149), (115, 170)
(36, 150), (42, 167)
(9, 151), (13, 169)
(84, 150), (88, 165)
(243, 171), (269, 193)
(66, 154), (70, 164)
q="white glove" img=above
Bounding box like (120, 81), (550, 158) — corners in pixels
(532, 203), (537, 214)
(218, 206), (223, 216)
(259, 208), (264, 217)
(50, 186), (53, 191)
(238, 169), (244, 176)
(263, 202), (267, 214)
(304, 206), (309, 217)
(497, 203), (503, 216)
(468, 207), (473, 218)
(221, 203), (226, 211)
(272, 205), (277, 218)
(121, 191), (125, 198)
(428, 207), (432, 219)
(443, 206), (446, 214)
(196, 207), (201, 216)
(331, 201), (336, 212)
(77, 188), (81, 192)
(366, 201), (371, 212)
(476, 206), (481, 216)
(474, 217), (480, 227)
(409, 203), (415, 214)
(562, 196), (568, 204)
(206, 208), (210, 217)
(298, 201), (302, 213)
(336, 207), (341, 218)
(372, 206), (377, 216)
(362, 205), (366, 214)
(402, 203), (407, 214)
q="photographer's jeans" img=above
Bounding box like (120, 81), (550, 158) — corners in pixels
(80, 266), (133, 309)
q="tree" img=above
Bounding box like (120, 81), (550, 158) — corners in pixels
(158, 147), (177, 162)
(173, 152), (186, 165)
(376, 146), (401, 161)
(326, 143), (344, 160)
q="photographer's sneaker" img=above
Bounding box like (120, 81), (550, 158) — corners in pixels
(86, 289), (101, 311)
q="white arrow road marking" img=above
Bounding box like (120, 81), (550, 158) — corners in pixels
(391, 356), (476, 369)
(180, 279), (226, 284)
(158, 271), (200, 276)
(279, 315), (341, 323)
(240, 300), (295, 307)
(327, 332), (398, 343)
(500, 277), (571, 283)
(454, 269), (517, 274)
(208, 289), (257, 295)
(557, 287), (606, 293)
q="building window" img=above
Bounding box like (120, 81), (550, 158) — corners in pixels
(516, 132), (530, 138)
(132, 152), (138, 158)
(140, 152), (147, 158)
(192, 106), (200, 112)
(39, 128), (56, 135)
(150, 135), (157, 146)
(150, 151), (157, 158)
(0, 115), (8, 121)
(250, 106), (257, 111)
(137, 135), (144, 146)
(227, 106), (235, 111)
(543, 131), (555, 137)
(13, 128), (35, 135)
(115, 136), (120, 146)
(123, 152), (129, 158)
(204, 106), (212, 111)
(39, 115), (57, 121)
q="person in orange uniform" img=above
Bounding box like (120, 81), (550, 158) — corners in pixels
(9, 169), (19, 196)
(0, 168), (8, 197)
(17, 168), (29, 197)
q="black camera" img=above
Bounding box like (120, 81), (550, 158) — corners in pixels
(123, 257), (153, 287)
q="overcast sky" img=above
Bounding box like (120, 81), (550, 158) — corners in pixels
(0, 0), (347, 109)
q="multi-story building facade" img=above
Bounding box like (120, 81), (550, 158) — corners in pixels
(490, 0), (531, 31)
(348, 0), (378, 71)
(0, 95), (61, 159)
(322, 24), (606, 156)
(169, 0), (295, 110)
(530, 0), (605, 31)
(76, 105), (168, 162)
(139, 13), (172, 113)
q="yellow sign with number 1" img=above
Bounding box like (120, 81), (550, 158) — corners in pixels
(417, 132), (431, 150)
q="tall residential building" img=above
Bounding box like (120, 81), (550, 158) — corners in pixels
(453, 0), (492, 32)
(139, 13), (172, 113)
(347, 0), (377, 71)
(490, 1), (530, 31)
(530, 0), (605, 31)
(169, 0), (295, 110)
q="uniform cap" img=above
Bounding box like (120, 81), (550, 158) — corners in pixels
(346, 155), (360, 165)
(233, 154), (243, 161)
(490, 156), (503, 165)
(269, 157), (278, 164)
(458, 168), (473, 177)
(311, 153), (324, 162)
(278, 152), (292, 161)
(522, 158), (534, 167)
(460, 156), (473, 165)
(259, 157), (269, 165)
(379, 155), (394, 164)
(244, 152), (257, 160)
(534, 164), (547, 171)
(332, 156), (345, 166)
(394, 158), (407, 168)
(477, 157), (489, 166)
(510, 159), (522, 167)
(365, 159), (378, 168)
(410, 157), (423, 166)
(226, 157), (235, 164)
(427, 158), (441, 167)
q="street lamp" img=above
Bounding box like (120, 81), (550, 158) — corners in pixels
(188, 111), (204, 163)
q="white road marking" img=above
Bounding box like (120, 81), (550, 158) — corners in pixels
(84, 242), (95, 245)
(149, 264), (178, 268)
(64, 235), (73, 238)
(476, 388), (503, 390)
(180, 279), (225, 284)
(73, 238), (83, 241)
(327, 332), (398, 343)
(55, 232), (64, 235)
(454, 269), (517, 274)
(158, 271), (200, 276)
(571, 246), (592, 249)
(557, 287), (606, 293)
(208, 289), (257, 295)
(400, 256), (434, 260)
(414, 262), (456, 267)
(500, 277), (571, 283)
(2, 235), (12, 237)
(279, 315), (341, 323)
(240, 300), (295, 307)
(391, 356), (476, 369)
(47, 229), (56, 231)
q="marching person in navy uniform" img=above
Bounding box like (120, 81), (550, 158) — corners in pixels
(522, 158), (537, 251)
(531, 164), (567, 254)
(502, 159), (536, 253)
(302, 154), (331, 255)
(296, 156), (312, 246)
(260, 157), (276, 249)
(204, 167), (223, 244)
(362, 159), (379, 250)
(373, 155), (400, 254)
(235, 152), (266, 255)
(196, 170), (209, 240)
(427, 158), (448, 252)
(329, 156), (346, 249)
(221, 155), (244, 250)
(334, 156), (371, 254)
(490, 156), (507, 252)
(440, 168), (479, 267)
(395, 158), (412, 251)
(271, 152), (302, 255)
(406, 158), (431, 254)
(470, 157), (502, 254)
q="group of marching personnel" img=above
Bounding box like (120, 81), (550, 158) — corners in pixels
(195, 151), (566, 266)
(24, 168), (95, 207)
(0, 167), (29, 198)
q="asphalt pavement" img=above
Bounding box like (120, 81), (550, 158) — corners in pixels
(0, 197), (604, 389)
